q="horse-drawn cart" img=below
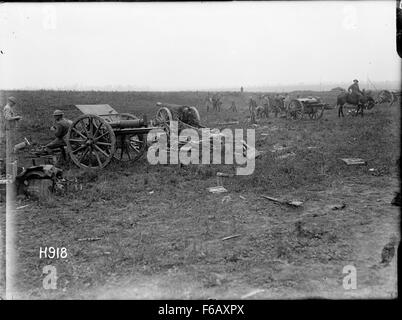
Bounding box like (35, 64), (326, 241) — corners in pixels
(376, 90), (400, 107)
(287, 97), (326, 120)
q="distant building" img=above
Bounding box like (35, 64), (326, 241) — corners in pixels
(240, 86), (244, 93)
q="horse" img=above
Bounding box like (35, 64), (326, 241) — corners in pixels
(255, 105), (267, 119)
(336, 92), (375, 117)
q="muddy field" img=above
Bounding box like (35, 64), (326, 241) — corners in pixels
(0, 90), (400, 299)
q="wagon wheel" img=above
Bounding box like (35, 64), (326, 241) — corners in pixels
(377, 90), (394, 107)
(66, 114), (116, 169)
(113, 113), (147, 162)
(388, 91), (396, 107)
(309, 106), (324, 120)
(288, 100), (304, 120)
(365, 100), (376, 110)
(189, 106), (201, 125)
(156, 106), (174, 136)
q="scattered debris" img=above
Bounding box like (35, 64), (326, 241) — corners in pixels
(261, 195), (303, 207)
(16, 205), (29, 210)
(216, 172), (234, 178)
(331, 203), (346, 210)
(239, 195), (246, 200)
(380, 235), (398, 266)
(340, 158), (367, 165)
(215, 121), (239, 126)
(271, 144), (290, 153)
(260, 133), (269, 136)
(277, 152), (296, 160)
(208, 186), (227, 193)
(15, 164), (63, 199)
(241, 289), (265, 299)
(77, 237), (102, 242)
(307, 146), (318, 149)
(268, 126), (279, 131)
(149, 190), (154, 194)
(221, 195), (231, 203)
(236, 139), (262, 160)
(216, 172), (234, 188)
(221, 234), (241, 241)
(14, 137), (31, 153)
(368, 168), (375, 172)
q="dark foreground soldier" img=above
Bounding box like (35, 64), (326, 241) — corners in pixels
(45, 110), (72, 157)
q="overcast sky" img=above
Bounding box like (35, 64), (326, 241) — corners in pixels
(0, 1), (400, 90)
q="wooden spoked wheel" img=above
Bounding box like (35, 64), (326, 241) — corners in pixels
(113, 113), (147, 162)
(288, 100), (304, 120)
(156, 106), (174, 136)
(377, 90), (395, 107)
(189, 106), (201, 125)
(156, 107), (173, 125)
(66, 114), (116, 169)
(309, 106), (324, 120)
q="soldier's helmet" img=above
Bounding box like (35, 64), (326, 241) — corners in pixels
(353, 79), (359, 83)
(53, 109), (64, 116)
(7, 96), (17, 104)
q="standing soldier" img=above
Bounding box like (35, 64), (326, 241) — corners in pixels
(1, 97), (21, 175)
(211, 94), (217, 112)
(230, 101), (237, 112)
(248, 96), (257, 124)
(205, 95), (212, 113)
(212, 94), (222, 112)
(262, 95), (270, 118)
(284, 93), (291, 114)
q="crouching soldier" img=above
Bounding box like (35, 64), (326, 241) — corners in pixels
(45, 110), (72, 159)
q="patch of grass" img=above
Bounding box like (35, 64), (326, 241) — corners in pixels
(3, 89), (399, 299)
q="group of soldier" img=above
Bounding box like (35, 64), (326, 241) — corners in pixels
(0, 96), (72, 174)
(0, 79), (366, 173)
(204, 91), (295, 123)
(203, 79), (365, 123)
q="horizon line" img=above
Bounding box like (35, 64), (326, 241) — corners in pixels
(1, 79), (400, 92)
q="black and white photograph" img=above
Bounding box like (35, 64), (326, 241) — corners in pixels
(0, 1), (400, 303)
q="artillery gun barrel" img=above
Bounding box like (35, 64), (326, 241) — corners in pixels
(109, 119), (146, 129)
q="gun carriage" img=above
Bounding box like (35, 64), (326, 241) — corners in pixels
(287, 97), (327, 120)
(65, 103), (202, 169)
